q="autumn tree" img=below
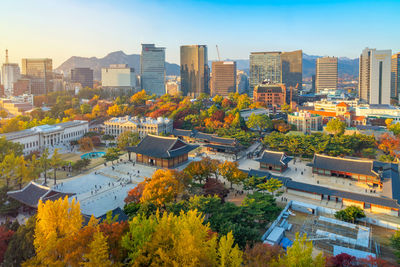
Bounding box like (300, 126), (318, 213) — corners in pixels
(3, 215), (36, 266)
(82, 229), (112, 267)
(218, 231), (243, 267)
(326, 118), (346, 135)
(0, 226), (14, 263)
(277, 233), (325, 267)
(99, 221), (129, 263)
(79, 137), (94, 152)
(103, 147), (120, 164)
(378, 133), (400, 156)
(256, 177), (283, 195)
(203, 178), (229, 199)
(107, 104), (122, 117)
(23, 197), (83, 266)
(243, 242), (284, 267)
(130, 89), (149, 105)
(125, 180), (146, 204)
(326, 253), (357, 267)
(140, 169), (185, 206)
(218, 161), (247, 189)
(391, 229), (400, 263)
(184, 157), (215, 184)
(117, 131), (140, 150)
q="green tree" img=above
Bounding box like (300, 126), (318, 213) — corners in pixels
(50, 148), (64, 185)
(326, 118), (346, 135)
(391, 229), (400, 263)
(80, 103), (92, 114)
(103, 147), (120, 164)
(39, 148), (51, 185)
(246, 113), (272, 134)
(117, 131), (140, 150)
(3, 215), (36, 266)
(335, 206), (365, 223)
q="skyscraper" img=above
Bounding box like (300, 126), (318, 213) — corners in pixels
(359, 48), (392, 105)
(1, 50), (20, 96)
(180, 45), (209, 97)
(315, 57), (338, 93)
(71, 67), (94, 89)
(281, 50), (303, 90)
(391, 53), (400, 99)
(101, 64), (136, 91)
(249, 50), (302, 99)
(249, 52), (281, 98)
(21, 58), (53, 95)
(211, 61), (237, 97)
(141, 44), (166, 96)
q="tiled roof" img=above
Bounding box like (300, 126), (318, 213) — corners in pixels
(127, 134), (198, 158)
(172, 129), (237, 146)
(337, 102), (349, 107)
(256, 150), (292, 166)
(312, 154), (377, 177)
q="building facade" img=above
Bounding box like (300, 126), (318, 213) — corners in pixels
(2, 50), (20, 96)
(359, 48), (392, 104)
(250, 52), (281, 98)
(316, 57), (338, 93)
(21, 58), (53, 95)
(0, 120), (89, 155)
(141, 44), (166, 96)
(392, 53), (400, 99)
(104, 116), (173, 139)
(288, 111), (323, 133)
(101, 64), (136, 90)
(253, 82), (286, 109)
(180, 45), (209, 97)
(165, 80), (180, 95)
(281, 50), (302, 91)
(211, 61), (237, 97)
(71, 68), (94, 89)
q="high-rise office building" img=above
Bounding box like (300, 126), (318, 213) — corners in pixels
(250, 52), (281, 98)
(141, 44), (166, 96)
(211, 61), (237, 97)
(180, 45), (209, 97)
(281, 50), (302, 90)
(21, 58), (53, 95)
(315, 57), (338, 93)
(391, 53), (400, 99)
(101, 64), (136, 90)
(359, 48), (392, 105)
(249, 50), (302, 99)
(71, 68), (94, 89)
(1, 50), (20, 96)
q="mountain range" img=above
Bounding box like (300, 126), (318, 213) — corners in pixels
(56, 51), (359, 80)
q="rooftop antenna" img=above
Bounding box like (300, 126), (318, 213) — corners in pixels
(216, 45), (221, 61)
(5, 49), (8, 64)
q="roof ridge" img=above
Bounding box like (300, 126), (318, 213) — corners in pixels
(315, 153), (373, 163)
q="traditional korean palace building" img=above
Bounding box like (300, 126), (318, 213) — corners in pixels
(244, 166), (400, 216)
(127, 134), (198, 168)
(256, 150), (292, 173)
(311, 154), (383, 188)
(172, 129), (240, 155)
(7, 181), (74, 209)
(0, 120), (89, 155)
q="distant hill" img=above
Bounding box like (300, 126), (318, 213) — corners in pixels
(209, 53), (359, 79)
(56, 51), (180, 80)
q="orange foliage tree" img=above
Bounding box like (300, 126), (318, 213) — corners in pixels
(78, 137), (94, 152)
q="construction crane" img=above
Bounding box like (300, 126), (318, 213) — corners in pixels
(216, 45), (221, 61)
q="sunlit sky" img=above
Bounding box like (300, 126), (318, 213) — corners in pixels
(0, 0), (399, 67)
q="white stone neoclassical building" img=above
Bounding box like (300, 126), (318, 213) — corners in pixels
(0, 120), (89, 155)
(104, 116), (173, 139)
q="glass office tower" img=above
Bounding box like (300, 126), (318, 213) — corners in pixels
(180, 45), (209, 97)
(141, 44), (166, 96)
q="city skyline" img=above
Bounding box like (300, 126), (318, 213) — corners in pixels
(1, 0), (400, 67)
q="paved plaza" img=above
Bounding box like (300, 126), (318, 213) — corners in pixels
(54, 161), (157, 217)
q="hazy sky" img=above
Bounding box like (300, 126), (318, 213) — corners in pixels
(1, 0), (399, 67)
